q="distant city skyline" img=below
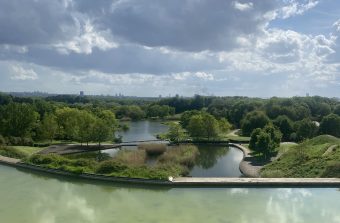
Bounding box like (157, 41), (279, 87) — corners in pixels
(1, 0), (340, 97)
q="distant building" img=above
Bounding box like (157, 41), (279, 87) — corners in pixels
(80, 91), (84, 97)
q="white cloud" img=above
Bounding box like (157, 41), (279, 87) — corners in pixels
(54, 20), (118, 55)
(10, 65), (38, 80)
(277, 0), (319, 19)
(233, 1), (253, 11)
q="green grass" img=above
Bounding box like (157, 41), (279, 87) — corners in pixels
(261, 135), (340, 178)
(10, 146), (45, 156)
(0, 146), (28, 159)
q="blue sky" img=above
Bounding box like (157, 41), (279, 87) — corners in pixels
(0, 0), (339, 97)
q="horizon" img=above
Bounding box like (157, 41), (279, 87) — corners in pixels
(1, 0), (340, 97)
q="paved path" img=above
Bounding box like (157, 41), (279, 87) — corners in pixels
(173, 177), (340, 186)
(39, 140), (170, 155)
(0, 155), (21, 164)
(229, 143), (262, 177)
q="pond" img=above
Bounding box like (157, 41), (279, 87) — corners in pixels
(190, 145), (243, 177)
(0, 165), (339, 223)
(107, 121), (244, 177)
(116, 120), (169, 142)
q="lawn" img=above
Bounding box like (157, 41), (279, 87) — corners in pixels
(260, 135), (340, 178)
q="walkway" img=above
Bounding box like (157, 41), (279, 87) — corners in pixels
(0, 155), (21, 164)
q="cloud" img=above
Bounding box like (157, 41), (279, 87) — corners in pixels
(82, 0), (277, 51)
(276, 0), (319, 19)
(233, 1), (254, 11)
(10, 65), (38, 80)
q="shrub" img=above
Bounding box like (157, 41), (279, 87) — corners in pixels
(321, 163), (340, 177)
(138, 144), (167, 155)
(158, 145), (199, 167)
(27, 154), (68, 165)
(96, 160), (128, 174)
(0, 135), (6, 145)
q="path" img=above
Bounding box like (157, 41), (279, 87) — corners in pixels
(0, 155), (21, 164)
(39, 140), (169, 155)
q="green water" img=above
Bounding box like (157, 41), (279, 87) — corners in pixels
(1, 165), (340, 223)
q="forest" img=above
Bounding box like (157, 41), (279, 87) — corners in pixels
(1, 93), (340, 149)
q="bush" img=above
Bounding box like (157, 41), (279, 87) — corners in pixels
(138, 144), (167, 155)
(96, 160), (128, 174)
(321, 163), (340, 177)
(0, 146), (27, 159)
(0, 135), (6, 145)
(158, 145), (199, 167)
(7, 137), (33, 146)
(113, 150), (146, 166)
(27, 154), (68, 165)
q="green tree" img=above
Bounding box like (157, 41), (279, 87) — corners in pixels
(55, 107), (81, 140)
(0, 103), (38, 137)
(187, 113), (220, 140)
(241, 111), (270, 136)
(202, 113), (219, 140)
(91, 119), (110, 146)
(273, 115), (294, 141)
(180, 110), (200, 128)
(38, 113), (58, 143)
(294, 118), (318, 141)
(218, 118), (232, 133)
(319, 114), (340, 137)
(166, 123), (186, 143)
(77, 111), (96, 146)
(249, 124), (282, 158)
(187, 114), (205, 139)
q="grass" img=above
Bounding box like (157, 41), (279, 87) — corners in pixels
(261, 135), (340, 178)
(10, 146), (45, 156)
(138, 143), (167, 155)
(158, 145), (199, 168)
(0, 146), (28, 159)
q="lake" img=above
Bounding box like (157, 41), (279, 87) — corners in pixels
(0, 165), (339, 223)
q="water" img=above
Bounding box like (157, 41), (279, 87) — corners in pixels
(116, 120), (169, 142)
(111, 121), (244, 177)
(0, 165), (339, 223)
(190, 145), (243, 177)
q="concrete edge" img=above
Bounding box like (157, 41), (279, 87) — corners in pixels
(1, 160), (340, 187)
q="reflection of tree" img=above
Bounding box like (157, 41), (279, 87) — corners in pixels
(195, 146), (229, 169)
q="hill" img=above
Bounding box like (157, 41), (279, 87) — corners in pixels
(261, 135), (340, 177)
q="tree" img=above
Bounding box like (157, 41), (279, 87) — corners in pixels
(91, 119), (110, 146)
(294, 118), (318, 141)
(334, 105), (340, 116)
(37, 113), (58, 143)
(77, 111), (96, 146)
(249, 124), (282, 158)
(0, 103), (38, 137)
(166, 123), (186, 143)
(55, 107), (81, 140)
(202, 113), (219, 140)
(241, 111), (270, 136)
(319, 114), (340, 137)
(187, 113), (220, 140)
(218, 118), (232, 133)
(180, 110), (200, 128)
(273, 115), (294, 141)
(187, 114), (205, 139)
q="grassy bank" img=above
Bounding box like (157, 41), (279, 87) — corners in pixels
(261, 135), (340, 177)
(24, 145), (199, 180)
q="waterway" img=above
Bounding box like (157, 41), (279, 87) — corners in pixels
(0, 165), (339, 223)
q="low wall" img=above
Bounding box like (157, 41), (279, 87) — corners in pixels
(1, 159), (340, 187)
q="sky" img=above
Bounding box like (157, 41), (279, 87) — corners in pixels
(0, 0), (340, 97)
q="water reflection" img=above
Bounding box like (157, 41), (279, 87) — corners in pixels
(116, 121), (168, 142)
(190, 146), (243, 177)
(1, 166), (340, 223)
